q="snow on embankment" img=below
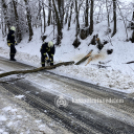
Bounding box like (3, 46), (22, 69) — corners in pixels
(0, 21), (134, 93)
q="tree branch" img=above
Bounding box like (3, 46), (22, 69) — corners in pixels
(0, 61), (74, 78)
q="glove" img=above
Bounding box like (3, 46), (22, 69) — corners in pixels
(15, 41), (18, 45)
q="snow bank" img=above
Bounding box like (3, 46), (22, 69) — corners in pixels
(0, 18), (134, 93)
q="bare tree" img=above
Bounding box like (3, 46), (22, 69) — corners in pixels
(64, 0), (71, 24)
(1, 5), (5, 37)
(131, 3), (134, 42)
(68, 1), (73, 30)
(131, 3), (134, 29)
(1, 0), (9, 35)
(24, 0), (33, 42)
(85, 0), (89, 27)
(42, 2), (46, 33)
(47, 0), (51, 26)
(52, 0), (64, 45)
(75, 0), (80, 37)
(12, 0), (22, 43)
(89, 0), (94, 35)
(111, 0), (117, 37)
(106, 0), (110, 29)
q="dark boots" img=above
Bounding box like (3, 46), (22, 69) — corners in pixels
(10, 54), (16, 61)
(42, 64), (45, 67)
(10, 45), (16, 61)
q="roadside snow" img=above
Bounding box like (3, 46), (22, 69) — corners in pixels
(0, 29), (134, 93)
(0, 19), (134, 93)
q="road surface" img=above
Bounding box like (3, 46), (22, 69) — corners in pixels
(0, 56), (134, 134)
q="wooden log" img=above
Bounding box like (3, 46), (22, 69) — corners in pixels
(0, 61), (74, 78)
(99, 60), (111, 64)
(91, 64), (110, 68)
(85, 57), (92, 66)
(75, 50), (93, 65)
(125, 61), (134, 64)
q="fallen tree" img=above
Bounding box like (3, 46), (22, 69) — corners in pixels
(75, 50), (93, 65)
(125, 61), (134, 64)
(0, 61), (74, 78)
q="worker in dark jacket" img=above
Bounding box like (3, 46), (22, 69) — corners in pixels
(40, 41), (55, 67)
(7, 26), (17, 61)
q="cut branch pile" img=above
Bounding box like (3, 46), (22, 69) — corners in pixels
(0, 61), (74, 78)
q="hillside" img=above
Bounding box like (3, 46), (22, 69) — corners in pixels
(0, 0), (134, 92)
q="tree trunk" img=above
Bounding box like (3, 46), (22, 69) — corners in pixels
(89, 0), (94, 35)
(0, 61), (74, 78)
(24, 0), (33, 42)
(85, 0), (89, 27)
(52, 0), (63, 45)
(111, 0), (117, 37)
(75, 0), (80, 37)
(37, 0), (42, 21)
(131, 3), (134, 42)
(106, 0), (110, 28)
(75, 50), (93, 65)
(47, 0), (51, 26)
(68, 1), (73, 30)
(57, 0), (64, 28)
(131, 3), (134, 29)
(64, 0), (70, 24)
(131, 30), (134, 43)
(37, 0), (42, 32)
(1, 0), (9, 33)
(12, 0), (22, 43)
(1, 7), (4, 37)
(42, 1), (46, 33)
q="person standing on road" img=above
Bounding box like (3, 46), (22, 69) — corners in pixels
(7, 26), (17, 61)
(40, 41), (55, 67)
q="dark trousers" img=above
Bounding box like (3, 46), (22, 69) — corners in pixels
(41, 52), (45, 67)
(41, 52), (53, 67)
(10, 44), (16, 60)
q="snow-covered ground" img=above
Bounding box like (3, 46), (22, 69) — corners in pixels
(0, 21), (134, 93)
(0, 1), (134, 133)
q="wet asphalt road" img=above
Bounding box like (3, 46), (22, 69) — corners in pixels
(0, 56), (134, 134)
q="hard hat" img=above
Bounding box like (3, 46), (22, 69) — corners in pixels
(48, 41), (54, 47)
(10, 26), (16, 31)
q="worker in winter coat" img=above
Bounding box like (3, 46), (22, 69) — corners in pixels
(40, 41), (55, 67)
(7, 26), (17, 61)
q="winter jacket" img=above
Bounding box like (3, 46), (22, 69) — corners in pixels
(40, 42), (55, 65)
(7, 30), (16, 46)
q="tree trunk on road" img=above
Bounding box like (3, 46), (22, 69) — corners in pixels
(0, 61), (74, 78)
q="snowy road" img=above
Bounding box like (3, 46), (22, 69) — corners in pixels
(0, 56), (134, 134)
